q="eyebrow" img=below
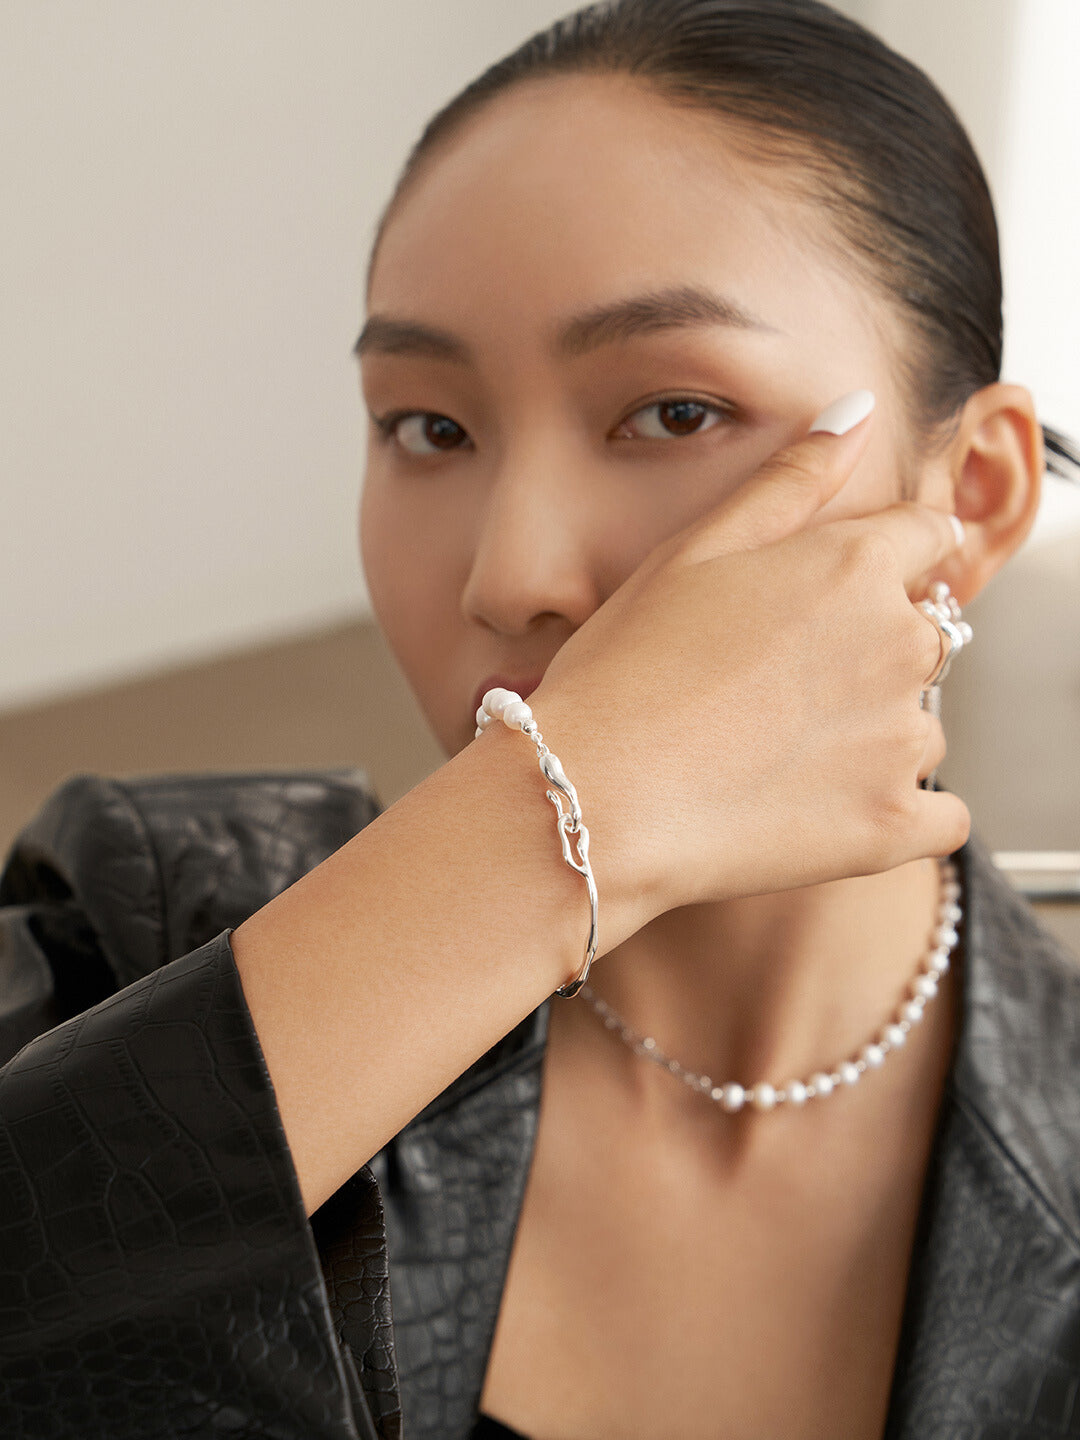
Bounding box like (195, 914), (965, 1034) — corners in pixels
(354, 284), (779, 363)
(354, 316), (469, 362)
(555, 284), (779, 355)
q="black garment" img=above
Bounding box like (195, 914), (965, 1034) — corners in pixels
(1, 771), (1080, 1440)
(471, 1417), (529, 1439)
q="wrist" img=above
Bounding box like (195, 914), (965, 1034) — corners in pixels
(490, 684), (671, 947)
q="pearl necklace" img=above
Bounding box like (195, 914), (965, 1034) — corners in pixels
(579, 857), (961, 1113)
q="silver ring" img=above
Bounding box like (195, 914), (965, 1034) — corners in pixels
(918, 582), (973, 688)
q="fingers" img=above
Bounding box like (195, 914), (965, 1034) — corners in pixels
(911, 787), (971, 861)
(673, 389), (877, 563)
(916, 712), (947, 784)
(855, 502), (966, 589)
(910, 711), (967, 856)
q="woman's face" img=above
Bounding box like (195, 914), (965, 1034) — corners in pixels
(360, 76), (934, 758)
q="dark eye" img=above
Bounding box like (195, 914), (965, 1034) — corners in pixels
(616, 399), (728, 440)
(390, 413), (470, 455)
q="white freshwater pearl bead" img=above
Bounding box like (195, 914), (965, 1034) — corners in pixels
(476, 706), (494, 730)
(575, 854), (961, 1119)
(501, 699), (534, 729)
(482, 687), (519, 718)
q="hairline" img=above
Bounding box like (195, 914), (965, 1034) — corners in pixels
(364, 69), (956, 491)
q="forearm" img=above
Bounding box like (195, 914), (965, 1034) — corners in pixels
(231, 719), (644, 1215)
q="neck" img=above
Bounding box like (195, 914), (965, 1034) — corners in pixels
(568, 857), (948, 1108)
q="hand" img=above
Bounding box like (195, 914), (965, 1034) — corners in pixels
(527, 394), (969, 921)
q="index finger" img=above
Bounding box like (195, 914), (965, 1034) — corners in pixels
(853, 502), (965, 589)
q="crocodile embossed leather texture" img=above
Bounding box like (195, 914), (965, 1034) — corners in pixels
(0, 933), (371, 1440)
(0, 772), (389, 1440)
(3, 771), (1080, 1438)
(364, 1003), (548, 1440)
(884, 841), (1080, 1438)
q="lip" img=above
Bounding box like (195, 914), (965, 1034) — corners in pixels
(471, 673), (545, 722)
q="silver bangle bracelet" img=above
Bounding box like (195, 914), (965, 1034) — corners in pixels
(476, 688), (598, 998)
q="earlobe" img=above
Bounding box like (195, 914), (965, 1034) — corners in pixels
(939, 383), (1043, 606)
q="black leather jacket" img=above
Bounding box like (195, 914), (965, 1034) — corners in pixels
(1, 770), (1079, 1440)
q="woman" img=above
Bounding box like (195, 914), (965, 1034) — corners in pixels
(1, 2), (1078, 1437)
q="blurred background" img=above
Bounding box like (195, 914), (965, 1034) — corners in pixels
(1, 0), (1077, 944)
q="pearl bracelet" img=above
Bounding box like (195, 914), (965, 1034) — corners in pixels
(476, 688), (598, 998)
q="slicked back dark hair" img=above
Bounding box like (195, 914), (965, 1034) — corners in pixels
(371, 0), (1076, 475)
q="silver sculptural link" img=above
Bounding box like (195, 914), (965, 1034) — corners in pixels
(475, 688), (599, 999)
(529, 722), (598, 997)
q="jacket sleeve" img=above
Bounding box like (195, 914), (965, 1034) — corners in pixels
(0, 772), (399, 1440)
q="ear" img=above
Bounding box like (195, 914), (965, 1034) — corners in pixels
(923, 383), (1043, 606)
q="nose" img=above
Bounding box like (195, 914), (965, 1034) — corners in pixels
(460, 457), (602, 639)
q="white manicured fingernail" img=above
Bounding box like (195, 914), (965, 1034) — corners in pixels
(949, 515), (965, 546)
(809, 389), (876, 436)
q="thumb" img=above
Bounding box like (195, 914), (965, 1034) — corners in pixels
(676, 389), (877, 563)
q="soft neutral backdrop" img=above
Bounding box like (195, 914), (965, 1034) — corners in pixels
(2, 0), (1078, 711)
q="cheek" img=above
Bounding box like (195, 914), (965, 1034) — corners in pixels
(359, 476), (400, 636)
(359, 475), (455, 681)
(814, 421), (907, 525)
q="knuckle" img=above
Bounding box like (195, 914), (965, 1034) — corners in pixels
(915, 609), (943, 673)
(764, 451), (837, 513)
(949, 801), (973, 850)
(899, 609), (941, 679)
(867, 790), (914, 856)
(838, 528), (894, 585)
(904, 708), (932, 753)
(892, 500), (926, 526)
(771, 448), (826, 490)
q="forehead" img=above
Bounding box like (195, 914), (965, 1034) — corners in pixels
(369, 75), (890, 362)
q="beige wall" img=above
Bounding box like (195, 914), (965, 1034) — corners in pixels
(0, 619), (444, 854)
(0, 0), (572, 710)
(3, 0), (1079, 713)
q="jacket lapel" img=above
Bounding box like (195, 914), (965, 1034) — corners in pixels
(367, 1003), (550, 1440)
(885, 840), (1080, 1436)
(326, 837), (1080, 1439)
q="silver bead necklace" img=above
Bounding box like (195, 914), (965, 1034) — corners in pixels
(579, 856), (961, 1113)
